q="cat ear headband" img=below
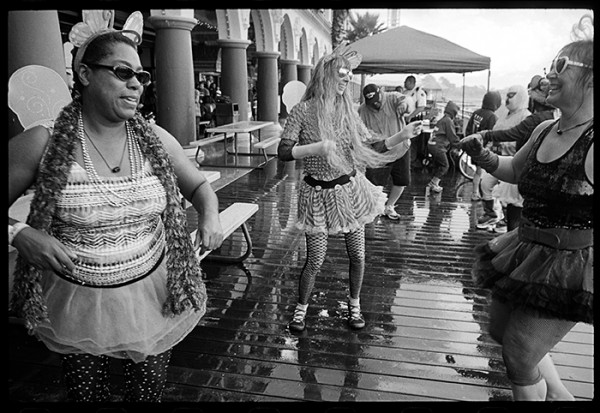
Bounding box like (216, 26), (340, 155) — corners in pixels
(323, 40), (362, 70)
(69, 10), (144, 73)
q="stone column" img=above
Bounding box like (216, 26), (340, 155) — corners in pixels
(217, 39), (251, 124)
(147, 14), (197, 146)
(279, 58), (299, 119)
(297, 63), (313, 86)
(8, 10), (66, 138)
(255, 51), (280, 124)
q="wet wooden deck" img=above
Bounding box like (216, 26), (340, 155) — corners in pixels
(8, 146), (594, 412)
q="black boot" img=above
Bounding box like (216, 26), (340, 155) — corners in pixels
(477, 199), (498, 228)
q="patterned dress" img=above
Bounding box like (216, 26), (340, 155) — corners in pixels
(280, 100), (387, 234)
(34, 159), (204, 363)
(473, 121), (593, 324)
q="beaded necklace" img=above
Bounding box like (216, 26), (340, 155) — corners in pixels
(12, 99), (206, 332)
(78, 114), (144, 207)
(83, 128), (128, 173)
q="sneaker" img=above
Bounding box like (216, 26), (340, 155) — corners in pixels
(288, 304), (307, 332)
(348, 302), (366, 330)
(489, 218), (507, 234)
(383, 205), (400, 220)
(477, 214), (499, 229)
(427, 181), (443, 193)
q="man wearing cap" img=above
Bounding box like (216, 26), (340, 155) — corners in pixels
(358, 84), (414, 219)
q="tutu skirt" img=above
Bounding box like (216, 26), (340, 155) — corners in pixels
(472, 228), (593, 324)
(296, 171), (386, 234)
(35, 259), (204, 363)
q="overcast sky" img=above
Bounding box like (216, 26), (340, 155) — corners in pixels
(356, 7), (593, 90)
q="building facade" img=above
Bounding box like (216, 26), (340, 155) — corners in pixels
(8, 9), (349, 145)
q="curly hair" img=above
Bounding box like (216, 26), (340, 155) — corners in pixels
(301, 54), (405, 171)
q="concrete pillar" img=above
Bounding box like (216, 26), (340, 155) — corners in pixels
(8, 10), (66, 138)
(255, 51), (280, 124)
(217, 39), (251, 124)
(297, 64), (312, 86)
(279, 59), (298, 119)
(147, 14), (197, 146)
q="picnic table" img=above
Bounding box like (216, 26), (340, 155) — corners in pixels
(191, 120), (274, 168)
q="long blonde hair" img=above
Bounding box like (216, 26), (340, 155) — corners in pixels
(302, 54), (404, 171)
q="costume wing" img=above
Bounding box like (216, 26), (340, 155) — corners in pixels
(8, 65), (72, 130)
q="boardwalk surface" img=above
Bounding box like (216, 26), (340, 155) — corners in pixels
(9, 153), (594, 413)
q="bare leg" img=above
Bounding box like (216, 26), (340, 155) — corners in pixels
(472, 167), (482, 199)
(512, 378), (547, 401)
(539, 354), (575, 401)
(385, 185), (405, 207)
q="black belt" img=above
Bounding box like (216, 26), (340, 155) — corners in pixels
(304, 170), (356, 189)
(518, 219), (593, 250)
(54, 249), (166, 288)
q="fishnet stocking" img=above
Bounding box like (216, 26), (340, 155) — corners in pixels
(344, 227), (365, 300)
(298, 227), (366, 304)
(298, 232), (328, 304)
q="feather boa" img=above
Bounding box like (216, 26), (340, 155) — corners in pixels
(10, 98), (206, 333)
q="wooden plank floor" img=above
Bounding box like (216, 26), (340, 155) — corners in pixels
(9, 156), (594, 412)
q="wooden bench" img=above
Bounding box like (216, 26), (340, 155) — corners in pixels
(253, 134), (281, 165)
(188, 132), (235, 166)
(192, 202), (259, 263)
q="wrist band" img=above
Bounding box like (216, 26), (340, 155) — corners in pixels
(8, 222), (30, 246)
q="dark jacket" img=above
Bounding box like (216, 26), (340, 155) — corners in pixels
(465, 91), (502, 136)
(484, 110), (555, 151)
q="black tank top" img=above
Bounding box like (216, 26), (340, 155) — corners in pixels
(518, 120), (593, 229)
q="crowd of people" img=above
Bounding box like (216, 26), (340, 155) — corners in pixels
(8, 11), (593, 403)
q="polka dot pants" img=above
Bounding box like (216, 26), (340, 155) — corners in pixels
(61, 349), (172, 402)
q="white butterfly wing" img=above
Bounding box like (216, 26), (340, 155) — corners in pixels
(8, 65), (72, 130)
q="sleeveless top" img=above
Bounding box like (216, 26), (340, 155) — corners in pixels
(518, 120), (594, 229)
(50, 161), (167, 287)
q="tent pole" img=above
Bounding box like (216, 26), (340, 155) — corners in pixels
(487, 69), (491, 92)
(360, 74), (366, 104)
(462, 73), (465, 124)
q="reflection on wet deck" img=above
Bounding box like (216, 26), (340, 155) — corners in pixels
(9, 155), (594, 410)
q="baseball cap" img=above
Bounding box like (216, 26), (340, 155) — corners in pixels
(363, 84), (380, 105)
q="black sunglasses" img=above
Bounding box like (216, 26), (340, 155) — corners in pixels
(84, 63), (151, 86)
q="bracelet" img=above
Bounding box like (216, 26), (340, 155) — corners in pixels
(8, 222), (30, 246)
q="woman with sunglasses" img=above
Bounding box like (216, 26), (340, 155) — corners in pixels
(277, 44), (422, 332)
(9, 29), (223, 401)
(460, 16), (593, 401)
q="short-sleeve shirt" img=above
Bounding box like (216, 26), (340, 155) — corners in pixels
(403, 86), (427, 108)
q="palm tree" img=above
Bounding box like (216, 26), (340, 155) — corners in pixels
(331, 9), (349, 49)
(345, 11), (386, 43)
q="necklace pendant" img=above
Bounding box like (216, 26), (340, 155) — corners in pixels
(111, 166), (121, 173)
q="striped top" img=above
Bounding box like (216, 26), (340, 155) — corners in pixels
(51, 161), (167, 287)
